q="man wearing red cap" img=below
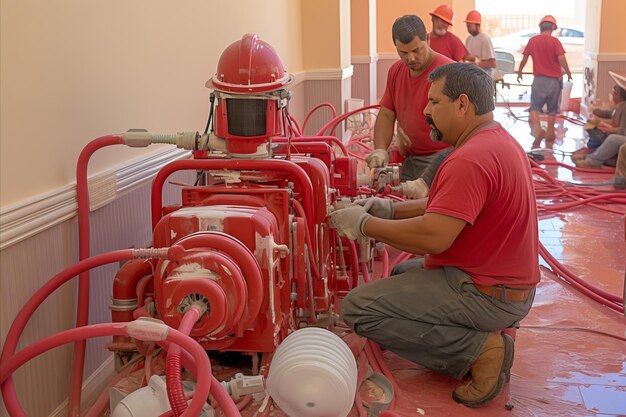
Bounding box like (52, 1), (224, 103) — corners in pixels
(464, 10), (496, 76)
(428, 4), (471, 62)
(517, 15), (573, 148)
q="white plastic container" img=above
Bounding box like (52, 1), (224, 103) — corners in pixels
(266, 327), (358, 417)
(560, 81), (573, 112)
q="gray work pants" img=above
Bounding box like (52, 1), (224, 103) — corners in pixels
(587, 133), (626, 167)
(400, 154), (438, 181)
(341, 258), (535, 380)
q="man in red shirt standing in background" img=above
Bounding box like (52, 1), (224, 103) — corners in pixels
(428, 4), (471, 62)
(517, 15), (573, 148)
(366, 15), (452, 181)
(332, 63), (539, 407)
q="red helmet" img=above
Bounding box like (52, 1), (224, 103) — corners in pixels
(539, 15), (558, 29)
(464, 10), (481, 25)
(206, 33), (292, 93)
(429, 5), (454, 26)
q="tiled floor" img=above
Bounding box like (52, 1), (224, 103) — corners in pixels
(240, 105), (626, 417)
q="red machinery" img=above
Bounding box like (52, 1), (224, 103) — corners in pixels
(108, 34), (364, 361)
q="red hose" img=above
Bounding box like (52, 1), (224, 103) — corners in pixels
(150, 158), (316, 242)
(166, 306), (203, 416)
(0, 322), (212, 417)
(302, 103), (337, 134)
(315, 104), (380, 136)
(368, 341), (399, 410)
(72, 134), (124, 416)
(539, 244), (623, 313)
(273, 136), (350, 157)
(0, 249), (134, 416)
(354, 353), (369, 417)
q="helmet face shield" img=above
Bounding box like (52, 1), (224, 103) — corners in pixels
(206, 34), (293, 157)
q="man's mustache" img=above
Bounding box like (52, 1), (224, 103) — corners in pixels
(426, 116), (444, 142)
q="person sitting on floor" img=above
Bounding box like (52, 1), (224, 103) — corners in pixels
(573, 133), (626, 168)
(576, 84), (626, 154)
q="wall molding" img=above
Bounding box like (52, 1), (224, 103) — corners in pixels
(0, 148), (190, 250)
(584, 52), (626, 62)
(378, 53), (399, 61)
(293, 65), (354, 85)
(48, 355), (115, 417)
(352, 54), (379, 64)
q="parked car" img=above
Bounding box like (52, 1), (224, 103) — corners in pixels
(491, 26), (585, 72)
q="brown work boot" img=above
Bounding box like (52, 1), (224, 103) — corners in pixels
(452, 332), (514, 407)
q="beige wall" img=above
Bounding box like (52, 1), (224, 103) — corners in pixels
(599, 0), (626, 54)
(375, 0), (473, 54)
(302, 0), (342, 69)
(0, 0), (304, 207)
(351, 0), (378, 57)
(351, 0), (371, 56)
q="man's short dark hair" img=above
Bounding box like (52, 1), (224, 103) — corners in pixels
(539, 22), (556, 32)
(428, 63), (495, 115)
(392, 15), (427, 44)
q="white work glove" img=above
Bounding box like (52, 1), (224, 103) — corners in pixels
(365, 149), (389, 169)
(329, 205), (372, 240)
(353, 197), (394, 219)
(398, 178), (430, 199)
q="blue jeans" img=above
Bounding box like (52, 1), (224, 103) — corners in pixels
(341, 258), (535, 379)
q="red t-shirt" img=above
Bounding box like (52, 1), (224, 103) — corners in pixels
(379, 53), (453, 155)
(522, 34), (566, 78)
(428, 31), (468, 62)
(424, 122), (540, 287)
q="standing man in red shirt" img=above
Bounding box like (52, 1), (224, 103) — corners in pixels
(366, 15), (453, 181)
(332, 63), (539, 407)
(517, 15), (573, 148)
(428, 4), (471, 62)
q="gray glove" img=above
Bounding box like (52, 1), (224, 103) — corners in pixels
(330, 205), (371, 240)
(353, 197), (394, 219)
(365, 149), (389, 168)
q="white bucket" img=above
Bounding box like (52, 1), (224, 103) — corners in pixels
(541, 81), (573, 113)
(560, 81), (573, 112)
(266, 327), (358, 417)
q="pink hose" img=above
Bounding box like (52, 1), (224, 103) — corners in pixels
(0, 249), (135, 416)
(72, 134), (124, 416)
(292, 199), (321, 281)
(150, 158), (316, 243)
(166, 306), (203, 416)
(315, 104), (380, 136)
(0, 323), (212, 417)
(354, 353), (369, 417)
(368, 341), (399, 410)
(302, 102), (337, 134)
(539, 244), (623, 313)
